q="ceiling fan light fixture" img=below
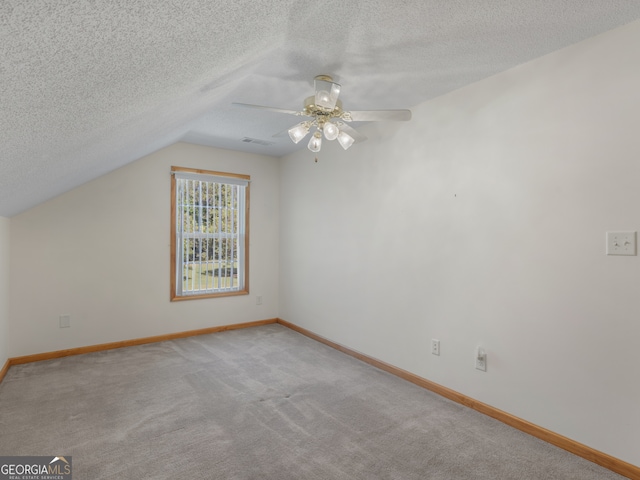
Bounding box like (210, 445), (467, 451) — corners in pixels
(337, 130), (355, 150)
(234, 74), (411, 155)
(288, 122), (310, 144)
(316, 90), (331, 106)
(314, 76), (341, 110)
(323, 121), (339, 141)
(308, 131), (322, 152)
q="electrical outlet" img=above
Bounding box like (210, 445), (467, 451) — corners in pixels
(475, 347), (486, 372)
(256, 295), (263, 305)
(431, 339), (440, 356)
(606, 231), (636, 256)
(59, 314), (71, 328)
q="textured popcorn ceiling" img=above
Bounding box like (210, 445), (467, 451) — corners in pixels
(2, 1), (640, 216)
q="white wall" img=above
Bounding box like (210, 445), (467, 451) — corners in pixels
(9, 142), (279, 357)
(279, 20), (640, 466)
(0, 217), (9, 368)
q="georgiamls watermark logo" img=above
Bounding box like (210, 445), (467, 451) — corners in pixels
(0, 456), (72, 479)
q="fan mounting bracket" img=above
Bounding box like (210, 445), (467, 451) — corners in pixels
(314, 74), (334, 82)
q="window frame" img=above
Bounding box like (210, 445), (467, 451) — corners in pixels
(170, 166), (250, 301)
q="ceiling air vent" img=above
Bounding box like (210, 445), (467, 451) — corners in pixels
(241, 137), (274, 146)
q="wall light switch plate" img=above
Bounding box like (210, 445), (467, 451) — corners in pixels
(475, 347), (487, 372)
(606, 231), (636, 256)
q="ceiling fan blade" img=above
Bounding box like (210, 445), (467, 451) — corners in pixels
(314, 76), (341, 111)
(272, 128), (289, 138)
(338, 123), (367, 143)
(346, 109), (412, 122)
(232, 102), (306, 117)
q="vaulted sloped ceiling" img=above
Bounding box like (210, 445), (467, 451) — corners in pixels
(2, 1), (640, 216)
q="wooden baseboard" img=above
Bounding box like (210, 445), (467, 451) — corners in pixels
(0, 359), (9, 384)
(276, 318), (639, 480)
(7, 318), (278, 367)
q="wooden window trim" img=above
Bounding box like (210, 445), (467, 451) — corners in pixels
(170, 166), (250, 301)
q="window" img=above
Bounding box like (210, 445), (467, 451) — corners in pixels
(170, 166), (249, 301)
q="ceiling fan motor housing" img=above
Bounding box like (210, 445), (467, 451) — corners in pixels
(303, 96), (344, 117)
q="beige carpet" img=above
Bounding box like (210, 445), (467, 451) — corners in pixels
(0, 324), (626, 479)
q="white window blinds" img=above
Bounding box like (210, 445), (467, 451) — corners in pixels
(173, 171), (248, 297)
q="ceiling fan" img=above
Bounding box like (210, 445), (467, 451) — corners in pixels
(233, 75), (411, 153)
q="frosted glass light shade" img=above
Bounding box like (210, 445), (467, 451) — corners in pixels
(288, 122), (310, 144)
(308, 132), (322, 152)
(337, 131), (354, 150)
(323, 122), (339, 140)
(316, 90), (331, 106)
(314, 79), (341, 110)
